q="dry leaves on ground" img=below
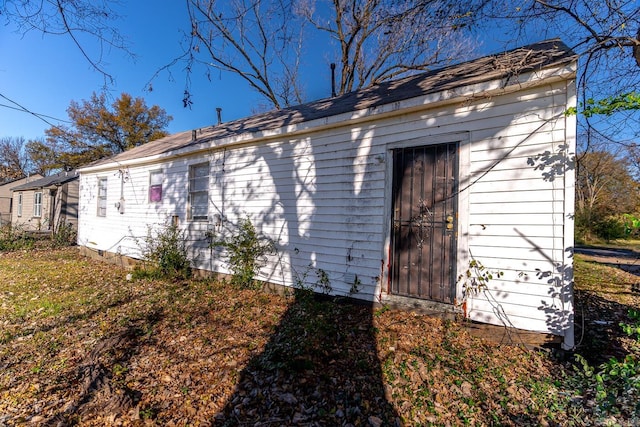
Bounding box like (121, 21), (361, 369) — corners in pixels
(0, 248), (613, 426)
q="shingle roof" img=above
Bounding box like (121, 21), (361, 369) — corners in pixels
(83, 38), (576, 168)
(0, 175), (42, 188)
(11, 170), (79, 191)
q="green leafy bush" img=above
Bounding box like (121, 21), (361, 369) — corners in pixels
(292, 263), (334, 298)
(622, 214), (640, 238)
(577, 213), (640, 242)
(0, 225), (34, 251)
(621, 310), (640, 340)
(573, 310), (640, 419)
(133, 222), (192, 280)
(52, 222), (77, 247)
(594, 215), (628, 241)
(212, 216), (274, 289)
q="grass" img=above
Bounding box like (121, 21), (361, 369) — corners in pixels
(577, 238), (640, 252)
(0, 247), (638, 424)
(574, 256), (637, 303)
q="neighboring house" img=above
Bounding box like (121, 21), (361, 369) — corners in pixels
(0, 174), (43, 225)
(11, 170), (79, 233)
(77, 39), (577, 349)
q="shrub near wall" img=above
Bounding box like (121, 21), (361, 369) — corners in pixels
(211, 216), (275, 289)
(133, 223), (192, 280)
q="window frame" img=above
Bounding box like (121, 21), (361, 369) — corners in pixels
(149, 169), (163, 203)
(188, 162), (209, 221)
(17, 192), (22, 217)
(33, 191), (42, 218)
(97, 177), (108, 217)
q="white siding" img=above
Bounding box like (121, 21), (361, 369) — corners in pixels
(78, 76), (575, 346)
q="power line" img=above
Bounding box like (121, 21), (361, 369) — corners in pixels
(0, 93), (71, 128)
(0, 103), (70, 124)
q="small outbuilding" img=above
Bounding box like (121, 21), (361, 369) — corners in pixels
(77, 39), (577, 349)
(11, 170), (79, 233)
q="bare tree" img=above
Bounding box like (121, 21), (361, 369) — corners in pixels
(1, 0), (131, 85)
(1, 0), (132, 132)
(482, 1), (640, 143)
(0, 137), (32, 181)
(171, 0), (488, 110)
(575, 146), (640, 238)
(177, 0), (306, 110)
(298, 0), (487, 95)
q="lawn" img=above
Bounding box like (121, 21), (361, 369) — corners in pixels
(0, 247), (639, 425)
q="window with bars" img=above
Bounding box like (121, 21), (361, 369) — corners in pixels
(188, 163), (209, 221)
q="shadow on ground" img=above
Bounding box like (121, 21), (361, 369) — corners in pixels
(574, 287), (640, 365)
(573, 248), (640, 365)
(44, 309), (164, 425)
(212, 291), (399, 426)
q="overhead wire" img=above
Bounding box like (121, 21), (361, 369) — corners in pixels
(0, 92), (71, 129)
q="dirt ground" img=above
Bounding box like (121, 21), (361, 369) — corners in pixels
(1, 247), (640, 425)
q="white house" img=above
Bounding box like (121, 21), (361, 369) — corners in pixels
(77, 39), (577, 349)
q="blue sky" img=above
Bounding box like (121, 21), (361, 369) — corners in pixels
(0, 1), (516, 141)
(1, 1), (244, 140)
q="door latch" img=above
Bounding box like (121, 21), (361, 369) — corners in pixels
(445, 214), (454, 230)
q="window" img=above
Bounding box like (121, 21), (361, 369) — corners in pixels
(33, 192), (42, 217)
(188, 163), (209, 221)
(17, 193), (22, 217)
(149, 170), (163, 203)
(97, 177), (107, 217)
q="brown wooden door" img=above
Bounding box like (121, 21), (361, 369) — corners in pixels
(390, 143), (458, 303)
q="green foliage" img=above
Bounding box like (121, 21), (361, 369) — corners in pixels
(38, 92), (172, 170)
(0, 222), (75, 251)
(573, 311), (640, 418)
(315, 268), (332, 295)
(593, 215), (629, 241)
(52, 222), (77, 247)
(133, 222), (192, 280)
(622, 214), (640, 239)
(212, 216), (274, 289)
(374, 304), (390, 317)
(566, 92), (640, 118)
(621, 310), (640, 341)
(578, 213), (640, 242)
(457, 258), (503, 299)
(292, 263), (333, 296)
(0, 224), (34, 251)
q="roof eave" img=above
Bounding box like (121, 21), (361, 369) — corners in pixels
(78, 60), (576, 174)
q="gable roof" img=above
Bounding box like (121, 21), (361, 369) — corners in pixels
(0, 174), (43, 188)
(11, 170), (79, 191)
(81, 39), (576, 170)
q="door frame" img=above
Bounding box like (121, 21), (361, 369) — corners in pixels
(381, 132), (471, 306)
